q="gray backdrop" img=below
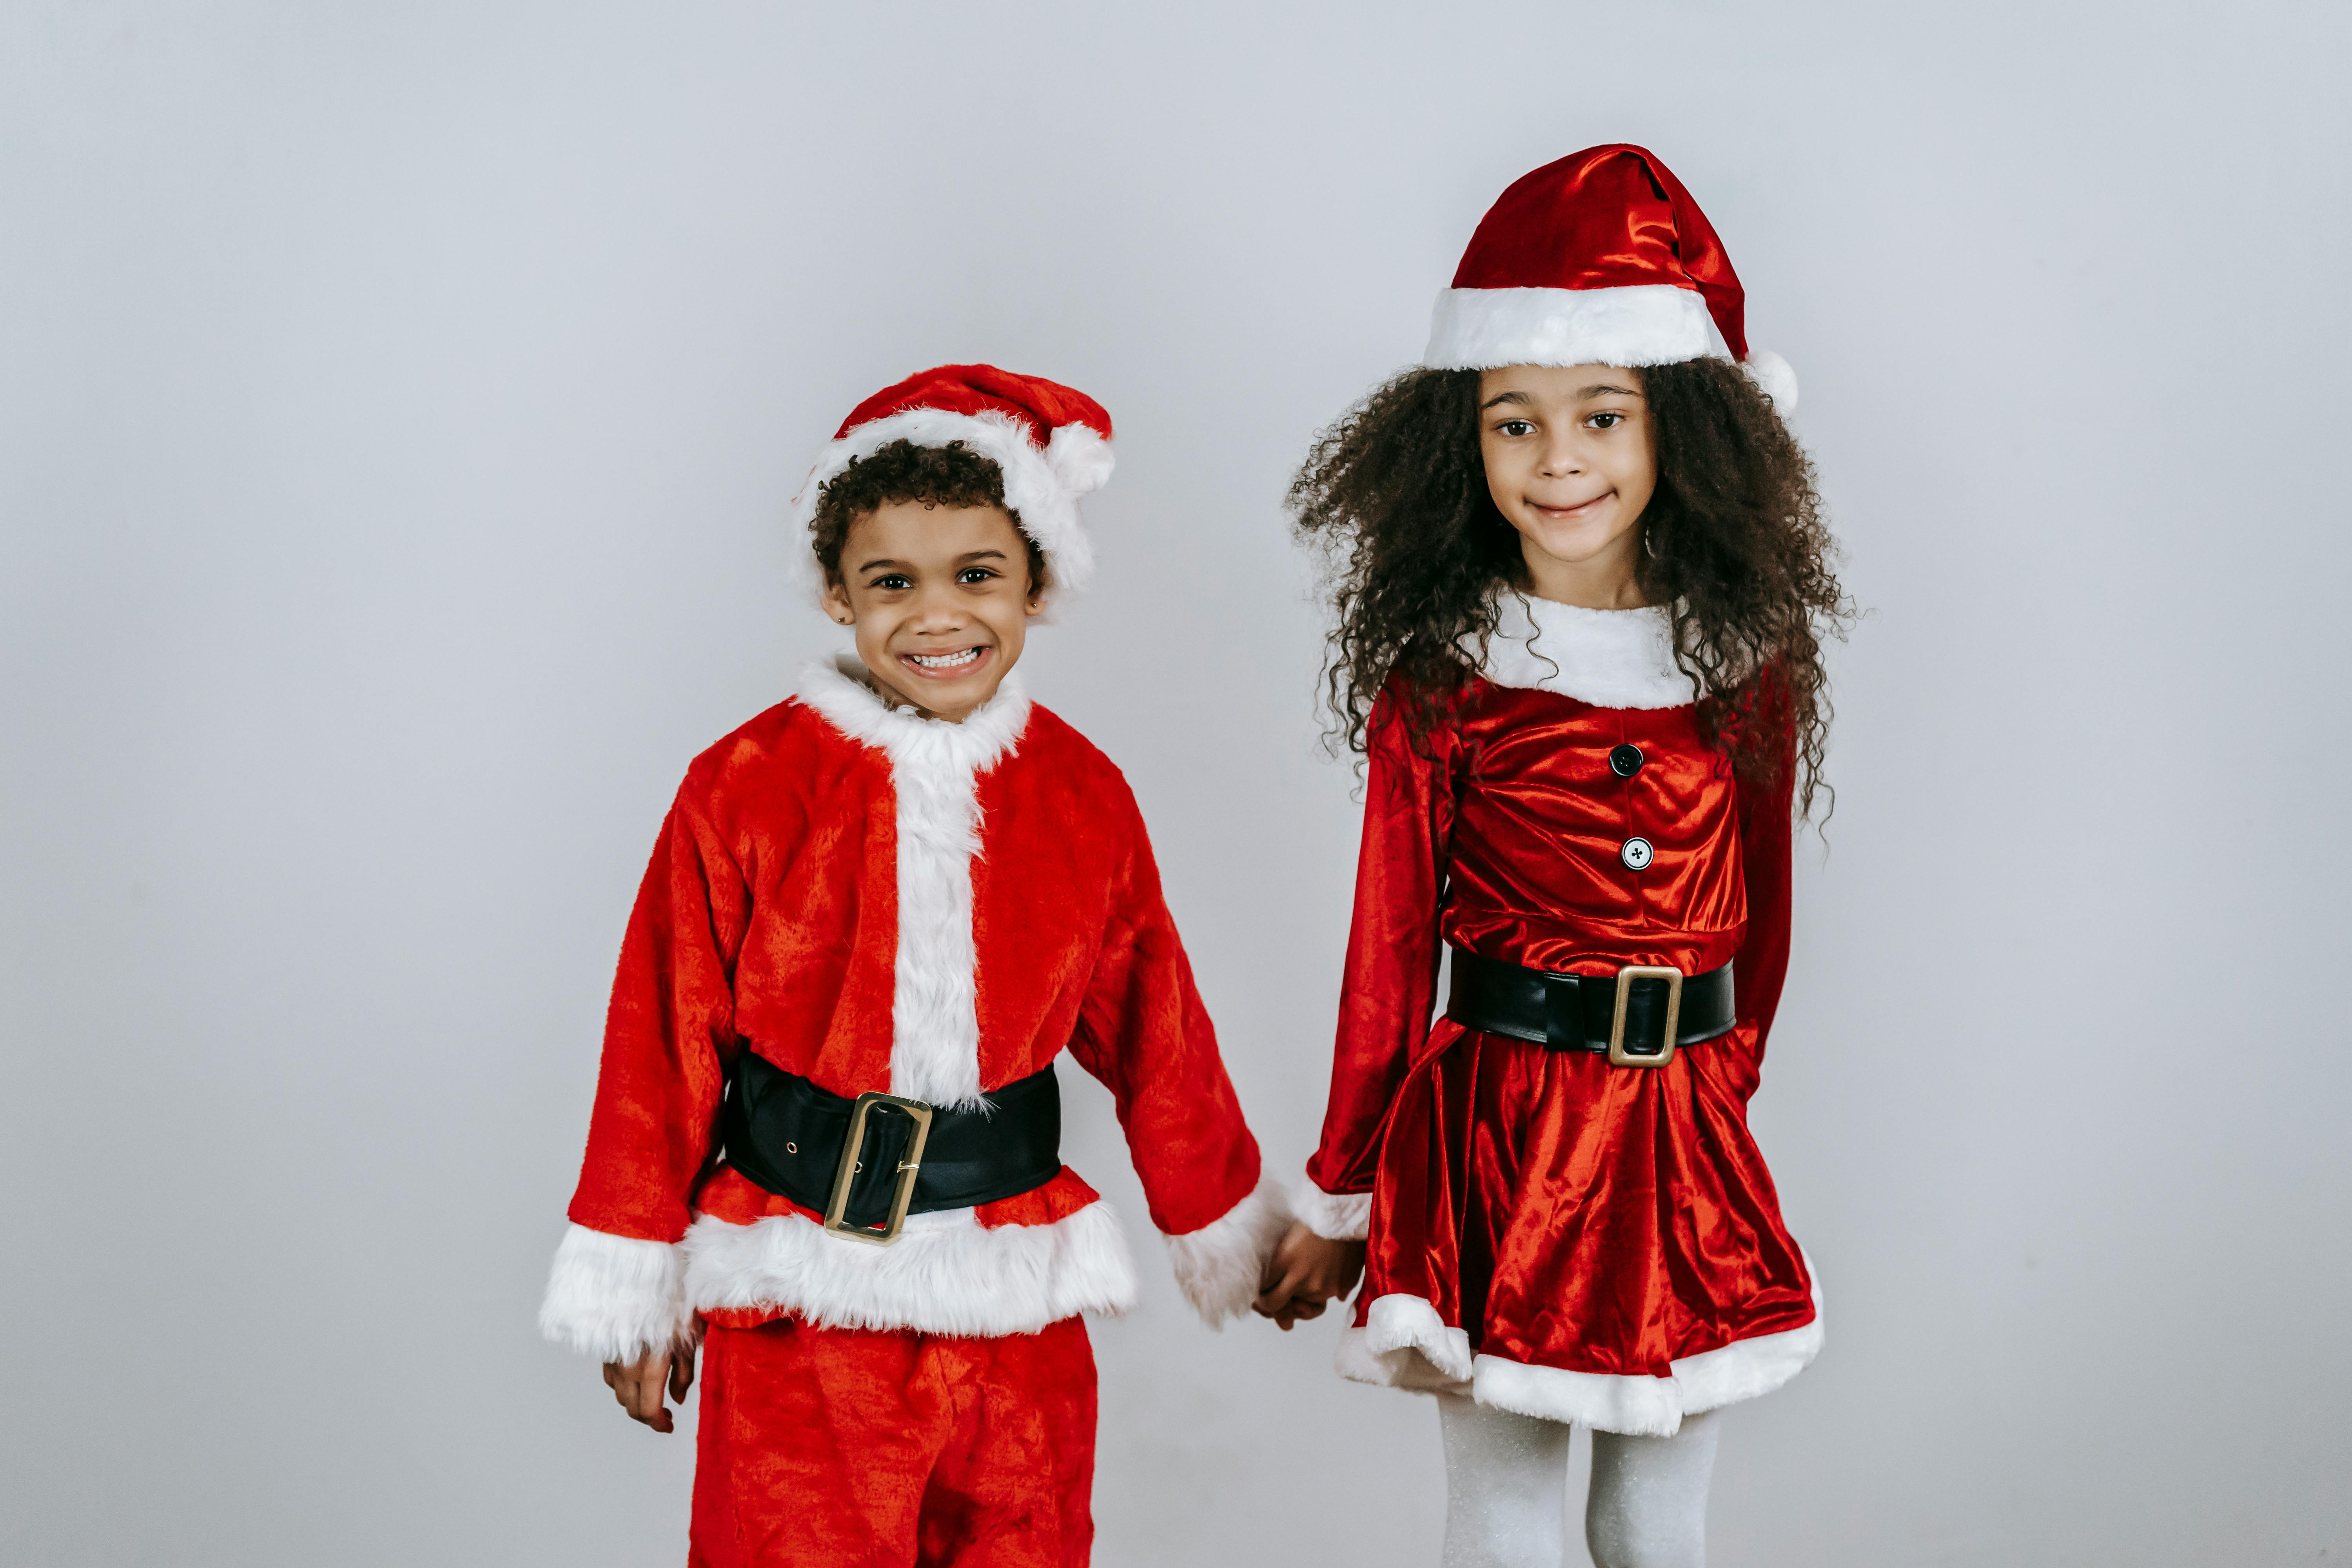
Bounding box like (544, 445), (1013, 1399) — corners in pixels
(5, 4), (2348, 1564)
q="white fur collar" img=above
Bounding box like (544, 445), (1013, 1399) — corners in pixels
(790, 655), (1031, 1109)
(1475, 593), (1696, 710)
(792, 655), (1032, 773)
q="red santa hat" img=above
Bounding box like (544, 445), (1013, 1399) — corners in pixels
(1423, 145), (1797, 411)
(790, 363), (1115, 592)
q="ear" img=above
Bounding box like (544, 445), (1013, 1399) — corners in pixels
(820, 575), (856, 627)
(1024, 586), (1050, 620)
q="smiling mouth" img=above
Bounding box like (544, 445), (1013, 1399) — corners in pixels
(1530, 491), (1612, 521)
(902, 646), (988, 676)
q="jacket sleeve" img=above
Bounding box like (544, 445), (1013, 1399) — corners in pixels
(538, 787), (748, 1363)
(1065, 792), (1286, 1327)
(1731, 673), (1799, 1060)
(1296, 682), (1460, 1241)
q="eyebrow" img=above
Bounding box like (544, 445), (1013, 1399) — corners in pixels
(857, 546), (1011, 575)
(1478, 383), (1643, 412)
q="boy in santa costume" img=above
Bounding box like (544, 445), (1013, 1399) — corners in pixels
(539, 364), (1287, 1568)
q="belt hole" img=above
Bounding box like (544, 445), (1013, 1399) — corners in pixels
(784, 1142), (796, 1154)
(854, 1161), (863, 1173)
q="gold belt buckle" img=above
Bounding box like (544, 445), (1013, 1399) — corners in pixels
(822, 1091), (935, 1245)
(1608, 965), (1683, 1067)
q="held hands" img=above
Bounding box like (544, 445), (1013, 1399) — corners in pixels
(602, 1341), (697, 1434)
(1253, 1220), (1367, 1331)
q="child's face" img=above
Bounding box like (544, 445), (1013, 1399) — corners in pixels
(820, 500), (1045, 722)
(1477, 363), (1657, 593)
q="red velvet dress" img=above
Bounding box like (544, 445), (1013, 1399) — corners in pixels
(1298, 596), (1821, 1437)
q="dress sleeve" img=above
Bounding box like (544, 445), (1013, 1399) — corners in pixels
(1731, 672), (1799, 1058)
(539, 787), (749, 1363)
(1065, 794), (1285, 1327)
(1296, 682), (1460, 1240)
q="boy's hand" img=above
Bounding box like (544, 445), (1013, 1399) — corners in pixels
(1253, 1221), (1367, 1331)
(602, 1342), (696, 1434)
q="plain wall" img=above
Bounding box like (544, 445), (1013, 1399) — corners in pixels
(4, 3), (2348, 1564)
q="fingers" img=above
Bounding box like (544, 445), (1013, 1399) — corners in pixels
(606, 1350), (677, 1433)
(668, 1342), (696, 1403)
(630, 1352), (670, 1422)
(1274, 1298), (1329, 1331)
(1254, 1254), (1316, 1316)
(1259, 1225), (1315, 1294)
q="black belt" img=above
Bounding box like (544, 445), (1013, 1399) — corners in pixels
(1445, 949), (1736, 1066)
(720, 1052), (1062, 1245)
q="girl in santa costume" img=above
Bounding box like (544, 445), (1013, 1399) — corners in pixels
(1254, 146), (1846, 1568)
(539, 363), (1288, 1568)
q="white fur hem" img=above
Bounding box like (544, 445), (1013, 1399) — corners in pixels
(1423, 284), (1795, 414)
(537, 1224), (695, 1364)
(682, 1197), (1140, 1337)
(1475, 593), (1695, 710)
(787, 407), (1108, 595)
(1425, 284), (1731, 372)
(1336, 1265), (1823, 1436)
(1333, 1292), (1476, 1391)
(791, 657), (1031, 1111)
(1290, 1176), (1372, 1241)
(1163, 1175), (1293, 1327)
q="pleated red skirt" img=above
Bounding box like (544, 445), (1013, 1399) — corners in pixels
(1346, 1018), (1820, 1434)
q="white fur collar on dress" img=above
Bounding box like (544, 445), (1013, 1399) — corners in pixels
(1474, 593), (1697, 711)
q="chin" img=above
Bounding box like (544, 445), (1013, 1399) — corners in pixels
(1525, 523), (1622, 564)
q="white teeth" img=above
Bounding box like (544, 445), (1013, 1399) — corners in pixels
(907, 648), (982, 670)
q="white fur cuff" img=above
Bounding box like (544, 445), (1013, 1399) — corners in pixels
(1290, 1176), (1372, 1241)
(538, 1224), (695, 1365)
(682, 1198), (1140, 1337)
(1162, 1175), (1293, 1327)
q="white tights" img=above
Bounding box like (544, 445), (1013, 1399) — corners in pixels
(1436, 1394), (1721, 1568)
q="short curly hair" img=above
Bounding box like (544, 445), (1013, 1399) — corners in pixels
(809, 439), (1047, 590)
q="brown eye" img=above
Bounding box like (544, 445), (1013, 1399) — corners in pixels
(1496, 419), (1536, 438)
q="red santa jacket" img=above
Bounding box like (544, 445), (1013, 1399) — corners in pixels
(540, 657), (1284, 1364)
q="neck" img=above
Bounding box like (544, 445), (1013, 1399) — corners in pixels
(1518, 530), (1647, 610)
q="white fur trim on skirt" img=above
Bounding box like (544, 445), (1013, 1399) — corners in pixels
(1334, 1261), (1824, 1436)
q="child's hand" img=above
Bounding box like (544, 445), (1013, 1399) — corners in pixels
(1253, 1221), (1367, 1331)
(602, 1342), (696, 1434)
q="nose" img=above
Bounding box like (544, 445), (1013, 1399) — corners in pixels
(1536, 427), (1583, 478)
(908, 580), (968, 631)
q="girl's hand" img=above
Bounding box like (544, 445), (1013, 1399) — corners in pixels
(602, 1342), (696, 1433)
(1253, 1221), (1367, 1330)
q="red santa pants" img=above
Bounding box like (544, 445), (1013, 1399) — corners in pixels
(689, 1314), (1096, 1568)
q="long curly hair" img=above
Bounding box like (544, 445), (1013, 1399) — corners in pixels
(1288, 358), (1848, 816)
